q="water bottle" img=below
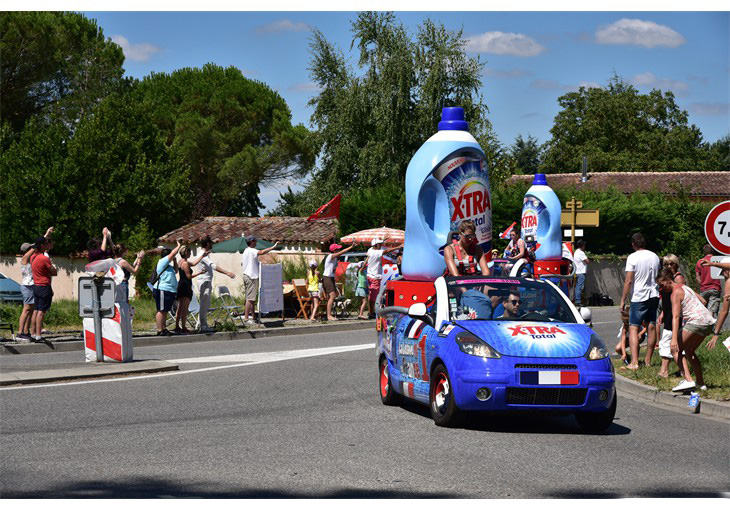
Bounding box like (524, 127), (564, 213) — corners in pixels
(402, 107), (492, 280)
(688, 392), (700, 413)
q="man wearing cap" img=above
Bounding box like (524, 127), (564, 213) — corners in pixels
(241, 235), (279, 325)
(322, 242), (355, 321)
(30, 235), (58, 342)
(366, 238), (404, 317)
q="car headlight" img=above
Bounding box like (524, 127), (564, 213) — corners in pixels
(455, 333), (501, 359)
(584, 334), (609, 360)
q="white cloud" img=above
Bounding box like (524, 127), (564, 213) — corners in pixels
(630, 72), (690, 96)
(110, 35), (161, 62)
(256, 19), (310, 34)
(484, 67), (532, 79)
(288, 82), (322, 93)
(530, 80), (601, 92)
(595, 19), (686, 48)
(466, 31), (545, 57)
(689, 103), (730, 116)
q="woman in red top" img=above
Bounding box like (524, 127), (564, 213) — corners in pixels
(444, 220), (490, 277)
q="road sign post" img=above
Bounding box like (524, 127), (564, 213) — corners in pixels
(78, 275), (116, 362)
(704, 201), (730, 255)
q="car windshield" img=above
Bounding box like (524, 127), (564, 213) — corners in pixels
(445, 277), (577, 323)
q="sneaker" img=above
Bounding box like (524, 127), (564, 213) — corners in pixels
(245, 320), (255, 326)
(672, 380), (696, 392)
(699, 385), (708, 391)
(32, 337), (46, 343)
(200, 326), (215, 333)
(15, 336), (31, 344)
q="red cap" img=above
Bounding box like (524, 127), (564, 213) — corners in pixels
(329, 243), (342, 252)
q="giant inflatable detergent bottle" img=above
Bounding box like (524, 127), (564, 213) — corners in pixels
(402, 107), (492, 280)
(520, 173), (563, 276)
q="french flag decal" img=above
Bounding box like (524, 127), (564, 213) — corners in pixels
(521, 371), (580, 385)
(406, 320), (425, 339)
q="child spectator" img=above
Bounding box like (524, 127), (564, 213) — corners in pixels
(307, 260), (321, 322)
(356, 262), (369, 320)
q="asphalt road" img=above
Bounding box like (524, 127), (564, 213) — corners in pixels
(1, 308), (728, 498)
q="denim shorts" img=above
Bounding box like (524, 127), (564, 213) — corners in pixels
(21, 285), (35, 305)
(629, 297), (659, 327)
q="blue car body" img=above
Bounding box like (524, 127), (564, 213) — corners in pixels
(377, 276), (615, 425)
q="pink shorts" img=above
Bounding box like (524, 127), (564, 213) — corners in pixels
(367, 276), (381, 302)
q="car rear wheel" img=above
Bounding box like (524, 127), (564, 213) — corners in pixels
(575, 392), (617, 432)
(379, 356), (403, 406)
(429, 364), (462, 427)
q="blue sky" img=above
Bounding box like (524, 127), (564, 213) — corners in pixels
(70, 9), (730, 211)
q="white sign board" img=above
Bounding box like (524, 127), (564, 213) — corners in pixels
(258, 263), (283, 315)
(704, 201), (730, 255)
(710, 256), (730, 280)
(564, 229), (583, 237)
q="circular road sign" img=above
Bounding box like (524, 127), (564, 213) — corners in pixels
(704, 200), (730, 255)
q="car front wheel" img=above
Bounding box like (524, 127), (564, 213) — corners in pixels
(429, 364), (462, 427)
(575, 392), (617, 432)
(379, 356), (403, 406)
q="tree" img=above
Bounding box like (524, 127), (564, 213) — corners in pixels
(0, 89), (189, 255)
(134, 64), (315, 218)
(511, 134), (542, 174)
(0, 11), (125, 132)
(542, 75), (708, 173)
(295, 12), (503, 211)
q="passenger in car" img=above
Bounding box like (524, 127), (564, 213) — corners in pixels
(444, 220), (490, 276)
(495, 287), (522, 319)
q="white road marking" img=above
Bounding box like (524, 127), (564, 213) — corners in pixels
(0, 343), (374, 391)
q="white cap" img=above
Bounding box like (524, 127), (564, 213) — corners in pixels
(371, 238), (383, 246)
(309, 259), (318, 267)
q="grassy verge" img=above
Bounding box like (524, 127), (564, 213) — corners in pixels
(611, 331), (730, 401)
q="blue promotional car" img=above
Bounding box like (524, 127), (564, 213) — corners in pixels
(376, 275), (616, 430)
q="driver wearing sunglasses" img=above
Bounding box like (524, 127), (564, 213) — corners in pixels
(496, 287), (522, 319)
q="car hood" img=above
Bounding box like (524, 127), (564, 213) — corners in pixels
(452, 320), (593, 358)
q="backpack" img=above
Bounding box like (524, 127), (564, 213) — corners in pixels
(148, 265), (160, 286)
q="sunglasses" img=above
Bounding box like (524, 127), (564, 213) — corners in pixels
(509, 299), (521, 305)
(462, 234), (477, 240)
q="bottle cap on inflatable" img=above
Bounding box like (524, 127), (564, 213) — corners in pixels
(438, 107), (469, 131)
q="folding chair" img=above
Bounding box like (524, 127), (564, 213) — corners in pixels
(333, 282), (352, 318)
(187, 292), (201, 330)
(292, 279), (312, 319)
(214, 285), (246, 328)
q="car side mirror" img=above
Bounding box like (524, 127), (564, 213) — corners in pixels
(580, 307), (592, 323)
(408, 303), (433, 327)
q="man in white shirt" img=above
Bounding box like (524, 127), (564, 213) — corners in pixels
(619, 232), (661, 370)
(573, 239), (589, 306)
(366, 238), (404, 315)
(241, 235), (279, 324)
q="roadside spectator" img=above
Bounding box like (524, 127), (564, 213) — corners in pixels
(619, 232), (661, 370)
(356, 262), (369, 320)
(16, 227), (53, 342)
(88, 227), (115, 262)
(113, 244), (145, 303)
(174, 245), (197, 334)
(241, 235), (279, 325)
(656, 268), (716, 392)
(323, 242), (355, 321)
(307, 260), (321, 322)
(696, 244), (721, 318)
(444, 220), (490, 276)
(366, 239), (403, 318)
(573, 239), (589, 306)
(30, 235), (57, 343)
(195, 236), (235, 333)
(153, 241), (181, 336)
(656, 254), (686, 378)
(700, 258), (730, 350)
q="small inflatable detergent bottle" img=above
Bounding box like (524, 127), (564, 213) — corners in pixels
(521, 173), (563, 275)
(402, 107), (492, 280)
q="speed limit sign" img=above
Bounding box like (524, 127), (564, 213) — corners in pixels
(704, 200), (730, 255)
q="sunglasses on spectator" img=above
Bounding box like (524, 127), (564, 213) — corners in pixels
(462, 234), (477, 240)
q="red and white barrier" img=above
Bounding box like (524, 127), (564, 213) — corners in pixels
(83, 302), (133, 362)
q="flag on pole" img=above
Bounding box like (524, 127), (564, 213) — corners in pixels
(307, 194), (342, 221)
(499, 221), (517, 239)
